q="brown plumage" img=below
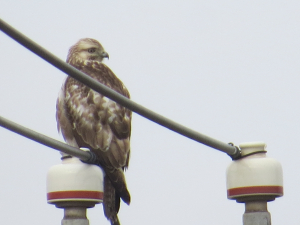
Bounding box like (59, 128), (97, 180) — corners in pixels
(56, 38), (131, 225)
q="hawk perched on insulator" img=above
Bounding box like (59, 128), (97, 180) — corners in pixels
(56, 38), (131, 225)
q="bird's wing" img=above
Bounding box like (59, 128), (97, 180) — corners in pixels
(62, 63), (131, 169)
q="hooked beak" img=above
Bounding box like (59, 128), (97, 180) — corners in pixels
(101, 51), (109, 59)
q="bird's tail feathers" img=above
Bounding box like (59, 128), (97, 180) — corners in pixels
(104, 176), (121, 225)
(110, 215), (120, 225)
(105, 168), (131, 205)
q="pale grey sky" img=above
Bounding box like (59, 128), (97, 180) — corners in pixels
(0, 1), (299, 224)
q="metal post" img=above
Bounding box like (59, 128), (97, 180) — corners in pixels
(243, 201), (271, 225)
(61, 204), (90, 225)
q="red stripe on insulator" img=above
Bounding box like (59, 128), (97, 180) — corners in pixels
(47, 191), (103, 200)
(228, 186), (283, 197)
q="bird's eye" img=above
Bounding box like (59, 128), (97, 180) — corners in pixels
(88, 48), (96, 53)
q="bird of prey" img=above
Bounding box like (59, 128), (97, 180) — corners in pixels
(56, 38), (131, 225)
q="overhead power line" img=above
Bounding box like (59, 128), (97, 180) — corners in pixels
(0, 115), (97, 164)
(0, 18), (241, 159)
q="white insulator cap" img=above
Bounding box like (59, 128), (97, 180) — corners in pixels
(47, 157), (104, 207)
(226, 142), (283, 202)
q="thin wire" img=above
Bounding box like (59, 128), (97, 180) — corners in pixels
(0, 18), (240, 159)
(0, 115), (98, 164)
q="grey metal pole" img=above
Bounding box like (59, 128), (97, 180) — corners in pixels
(55, 202), (98, 225)
(243, 201), (271, 225)
(62, 206), (89, 225)
(0, 18), (240, 159)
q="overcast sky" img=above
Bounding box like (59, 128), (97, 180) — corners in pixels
(1, 1), (300, 225)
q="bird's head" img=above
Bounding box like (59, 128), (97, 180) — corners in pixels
(67, 38), (109, 64)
